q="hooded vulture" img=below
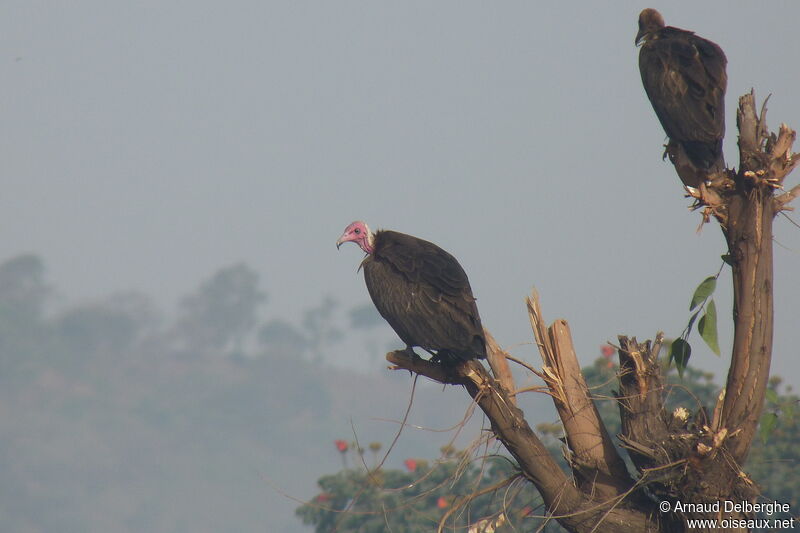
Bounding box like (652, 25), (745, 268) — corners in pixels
(636, 8), (727, 182)
(337, 221), (486, 364)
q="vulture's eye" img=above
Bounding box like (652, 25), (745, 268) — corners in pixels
(354, 228), (361, 234)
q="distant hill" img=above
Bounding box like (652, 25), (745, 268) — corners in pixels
(0, 255), (553, 532)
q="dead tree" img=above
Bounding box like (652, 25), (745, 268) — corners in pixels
(387, 92), (798, 532)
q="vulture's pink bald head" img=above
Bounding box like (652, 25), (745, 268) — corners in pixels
(336, 221), (375, 254)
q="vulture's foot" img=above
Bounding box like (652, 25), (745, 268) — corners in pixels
(387, 347), (423, 374)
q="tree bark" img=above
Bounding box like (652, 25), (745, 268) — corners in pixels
(715, 92), (798, 462)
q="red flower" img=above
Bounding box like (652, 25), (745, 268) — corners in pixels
(334, 440), (349, 453)
(437, 497), (448, 509)
(316, 493), (331, 503)
(403, 458), (417, 472)
(601, 345), (615, 358)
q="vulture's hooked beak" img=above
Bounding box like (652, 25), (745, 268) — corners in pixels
(336, 237), (344, 250)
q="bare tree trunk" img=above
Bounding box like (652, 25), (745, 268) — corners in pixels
(386, 92), (797, 533)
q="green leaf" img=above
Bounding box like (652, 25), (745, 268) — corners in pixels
(690, 277), (717, 311)
(670, 339), (691, 378)
(759, 412), (778, 444)
(698, 299), (721, 355)
(765, 389), (779, 405)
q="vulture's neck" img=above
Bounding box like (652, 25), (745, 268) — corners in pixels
(363, 231), (376, 254)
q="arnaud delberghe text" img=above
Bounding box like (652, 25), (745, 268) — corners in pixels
(672, 500), (789, 515)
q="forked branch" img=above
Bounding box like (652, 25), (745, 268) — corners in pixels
(386, 350), (660, 532)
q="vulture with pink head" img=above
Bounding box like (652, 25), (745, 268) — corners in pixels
(337, 221), (486, 364)
(636, 8), (727, 176)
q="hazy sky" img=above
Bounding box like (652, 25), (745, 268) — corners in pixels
(3, 1), (799, 379)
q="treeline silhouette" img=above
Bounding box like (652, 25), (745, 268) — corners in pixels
(0, 254), (489, 532)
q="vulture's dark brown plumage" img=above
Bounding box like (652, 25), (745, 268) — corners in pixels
(636, 8), (727, 173)
(337, 222), (486, 364)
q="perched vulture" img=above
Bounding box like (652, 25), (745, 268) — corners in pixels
(336, 221), (486, 364)
(636, 8), (727, 182)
